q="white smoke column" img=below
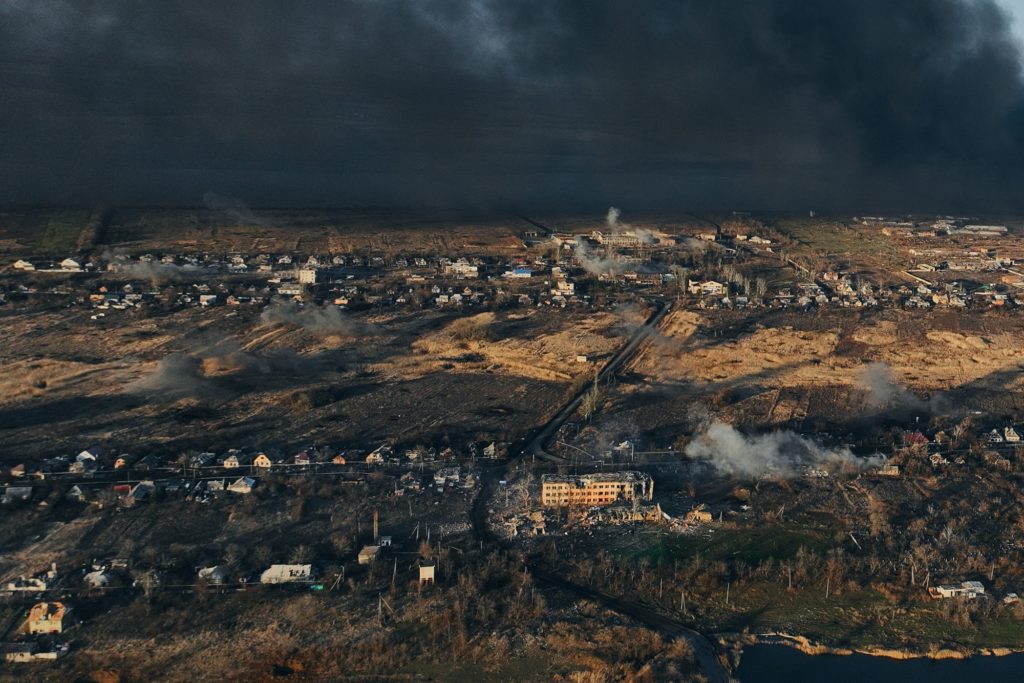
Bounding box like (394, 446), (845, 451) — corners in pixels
(574, 236), (628, 275)
(606, 206), (621, 231)
(605, 205), (657, 244)
(260, 300), (367, 336)
(685, 421), (883, 478)
(123, 261), (207, 285)
(203, 192), (267, 226)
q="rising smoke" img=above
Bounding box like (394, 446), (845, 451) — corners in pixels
(260, 301), (369, 336)
(131, 337), (338, 401)
(685, 420), (884, 478)
(121, 261), (207, 285)
(202, 193), (268, 226)
(857, 362), (947, 414)
(574, 236), (627, 276)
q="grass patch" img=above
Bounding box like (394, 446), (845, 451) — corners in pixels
(638, 526), (830, 567)
(35, 209), (90, 253)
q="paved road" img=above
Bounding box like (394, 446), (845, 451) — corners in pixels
(528, 300), (672, 463)
(470, 299), (733, 682)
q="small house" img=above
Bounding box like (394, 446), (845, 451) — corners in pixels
(929, 580), (986, 600)
(252, 452), (273, 469)
(419, 560), (436, 586)
(198, 565), (232, 585)
(685, 505), (713, 524)
(877, 464), (900, 477)
(227, 477), (255, 494)
(67, 485), (91, 502)
(113, 454), (137, 469)
(223, 453), (253, 469)
(358, 545), (380, 565)
(260, 564), (313, 585)
(26, 602), (69, 634)
(83, 569), (112, 589)
(126, 480), (156, 505)
(2, 487), (33, 506)
(1005, 427), (1022, 443)
(3, 643), (39, 663)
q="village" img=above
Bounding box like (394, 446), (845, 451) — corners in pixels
(4, 211), (1024, 324)
(3, 207), (1024, 678)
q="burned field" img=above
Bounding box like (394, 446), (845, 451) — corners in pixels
(580, 306), (1024, 452)
(5, 205), (1024, 680)
(0, 302), (603, 461)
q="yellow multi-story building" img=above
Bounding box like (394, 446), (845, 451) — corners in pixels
(540, 472), (653, 508)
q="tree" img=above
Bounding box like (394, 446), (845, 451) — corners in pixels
(579, 376), (605, 421)
(290, 544), (313, 564)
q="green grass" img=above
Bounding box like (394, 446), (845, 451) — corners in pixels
(35, 209), (89, 253)
(974, 614), (1024, 647)
(777, 219), (889, 255)
(638, 526), (830, 567)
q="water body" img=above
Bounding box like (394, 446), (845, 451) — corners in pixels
(736, 645), (1024, 682)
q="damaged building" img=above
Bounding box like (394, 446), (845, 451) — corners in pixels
(540, 472), (654, 508)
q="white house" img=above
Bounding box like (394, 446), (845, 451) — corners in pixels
(227, 476), (255, 494)
(260, 564), (312, 584)
(930, 580), (986, 600)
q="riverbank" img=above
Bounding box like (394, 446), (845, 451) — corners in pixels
(733, 641), (1024, 683)
(728, 631), (1024, 664)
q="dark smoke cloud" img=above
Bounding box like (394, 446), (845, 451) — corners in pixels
(2, 1), (1024, 210)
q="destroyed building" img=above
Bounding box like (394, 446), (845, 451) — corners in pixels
(590, 501), (667, 525)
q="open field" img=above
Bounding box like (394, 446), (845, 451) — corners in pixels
(599, 307), (1024, 445)
(0, 207), (532, 260)
(0, 303), (620, 460)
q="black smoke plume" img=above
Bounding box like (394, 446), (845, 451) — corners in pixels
(2, 1), (1023, 210)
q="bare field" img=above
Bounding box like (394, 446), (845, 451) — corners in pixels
(0, 207), (534, 260)
(100, 208), (527, 256)
(601, 307), (1024, 441)
(0, 304), (612, 460)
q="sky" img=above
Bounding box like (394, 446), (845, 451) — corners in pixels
(3, 0), (1024, 211)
